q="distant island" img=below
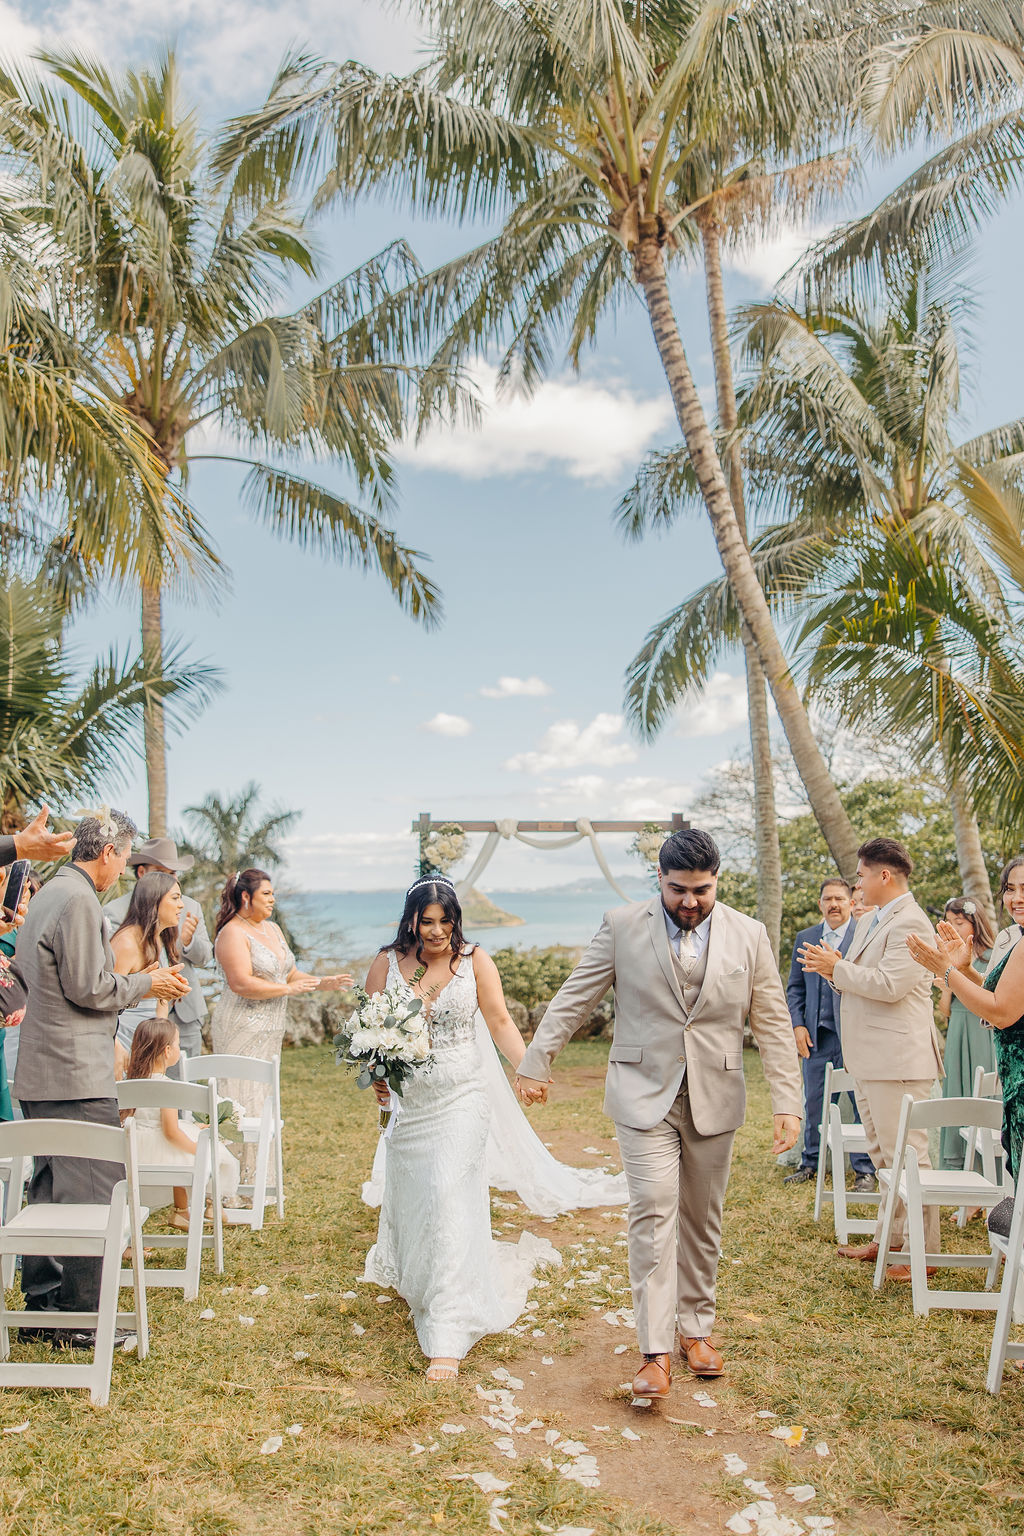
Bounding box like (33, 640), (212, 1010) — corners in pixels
(461, 886), (525, 928)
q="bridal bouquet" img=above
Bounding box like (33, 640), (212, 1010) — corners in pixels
(334, 983), (434, 1132)
(192, 1097), (246, 1143)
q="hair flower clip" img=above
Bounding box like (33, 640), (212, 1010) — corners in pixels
(961, 901), (976, 916)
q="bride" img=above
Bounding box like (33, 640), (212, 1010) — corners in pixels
(361, 875), (625, 1381)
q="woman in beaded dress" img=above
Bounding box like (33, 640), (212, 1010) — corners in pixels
(361, 877), (560, 1381)
(211, 869), (352, 1180)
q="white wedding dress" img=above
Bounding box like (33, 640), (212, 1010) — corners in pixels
(362, 949), (627, 1360)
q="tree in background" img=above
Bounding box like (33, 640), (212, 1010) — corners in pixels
(0, 565), (215, 832)
(0, 50), (460, 835)
(218, 0), (873, 880)
(179, 782), (299, 929)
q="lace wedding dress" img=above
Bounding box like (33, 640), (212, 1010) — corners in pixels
(363, 950), (562, 1359)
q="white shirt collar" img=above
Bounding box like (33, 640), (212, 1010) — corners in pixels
(822, 916), (851, 944)
(874, 891), (908, 924)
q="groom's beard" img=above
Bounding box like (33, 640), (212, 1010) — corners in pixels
(662, 896), (715, 931)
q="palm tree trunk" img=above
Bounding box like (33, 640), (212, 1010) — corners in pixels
(140, 579), (168, 837)
(633, 232), (858, 880)
(700, 216), (782, 955)
(947, 771), (997, 932)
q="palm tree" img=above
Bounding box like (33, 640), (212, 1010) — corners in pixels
(0, 564), (216, 832)
(215, 0), (869, 880)
(178, 782), (300, 915)
(0, 50), (460, 835)
(623, 266), (1024, 925)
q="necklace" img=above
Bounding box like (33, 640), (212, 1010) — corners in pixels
(240, 915), (274, 940)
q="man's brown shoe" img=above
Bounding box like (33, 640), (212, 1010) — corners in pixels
(885, 1264), (938, 1281)
(837, 1241), (879, 1261)
(632, 1353), (672, 1398)
(680, 1336), (724, 1377)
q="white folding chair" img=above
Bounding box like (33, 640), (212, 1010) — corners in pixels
(0, 1118), (148, 1406)
(956, 1068), (1009, 1227)
(115, 1077), (225, 1301)
(184, 1054), (284, 1229)
(986, 1194), (1024, 1393)
(873, 1094), (1006, 1315)
(0, 1155), (28, 1288)
(813, 1063), (879, 1242)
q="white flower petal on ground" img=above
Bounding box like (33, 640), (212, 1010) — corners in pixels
(582, 1147), (600, 1153)
(541, 1356), (554, 1365)
(375, 1295), (392, 1305)
(352, 1323), (366, 1336)
(493, 1436), (518, 1459)
(756, 1410), (777, 1418)
(723, 1454), (748, 1474)
(532, 1329), (547, 1338)
(693, 1391), (717, 1408)
(725, 1518), (753, 1535)
(592, 1425), (611, 1432)
(487, 1495), (511, 1531)
(199, 1308), (215, 1320)
(285, 1424), (303, 1437)
(743, 1480), (773, 1498)
(601, 1312), (620, 1327)
(544, 1429), (561, 1445)
(804, 1518), (836, 1531)
(2, 1422), (30, 1435)
(292, 1350), (309, 1361)
(440, 1423), (465, 1435)
(259, 1436), (283, 1455)
(491, 1368), (525, 1390)
(409, 1443), (426, 1456)
(342, 1290), (357, 1299)
(251, 1285), (269, 1296)
(786, 1485), (816, 1503)
(238, 1316), (255, 1327)
(559, 1440), (589, 1456)
(302, 1293), (318, 1299)
(552, 1528), (597, 1536)
(621, 1427), (641, 1441)
(121, 1335), (138, 1353)
(815, 1440), (830, 1457)
(613, 1343), (629, 1355)
(473, 1473), (512, 1494)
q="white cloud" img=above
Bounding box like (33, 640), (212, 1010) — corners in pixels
(725, 222), (834, 291)
(280, 829), (412, 888)
(1, 2), (422, 107)
(533, 774), (693, 818)
(674, 671), (750, 739)
(397, 363), (673, 485)
(480, 675), (553, 699)
(505, 713), (637, 774)
(421, 712), (473, 737)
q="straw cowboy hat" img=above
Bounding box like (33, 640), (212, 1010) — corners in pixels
(128, 837), (195, 874)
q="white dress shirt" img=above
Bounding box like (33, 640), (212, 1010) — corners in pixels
(822, 917), (851, 948)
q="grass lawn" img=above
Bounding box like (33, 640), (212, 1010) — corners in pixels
(0, 1042), (1021, 1535)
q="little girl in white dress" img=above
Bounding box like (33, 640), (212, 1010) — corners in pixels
(124, 1018), (241, 1213)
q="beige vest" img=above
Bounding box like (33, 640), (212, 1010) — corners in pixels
(670, 938), (710, 1064)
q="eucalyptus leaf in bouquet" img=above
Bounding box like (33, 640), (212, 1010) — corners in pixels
(334, 982), (434, 1131)
(192, 1097), (246, 1142)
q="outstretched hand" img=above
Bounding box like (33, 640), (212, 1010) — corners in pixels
(906, 921), (972, 979)
(515, 1074), (549, 1106)
(13, 805), (74, 863)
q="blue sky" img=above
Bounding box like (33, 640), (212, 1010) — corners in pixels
(8, 2), (1024, 889)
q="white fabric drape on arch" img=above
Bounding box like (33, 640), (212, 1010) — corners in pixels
(362, 1014), (628, 1218)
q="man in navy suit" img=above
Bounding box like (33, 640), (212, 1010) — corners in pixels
(784, 878), (875, 1188)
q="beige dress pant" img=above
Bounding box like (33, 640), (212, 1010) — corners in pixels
(854, 1078), (939, 1252)
(616, 1081), (735, 1352)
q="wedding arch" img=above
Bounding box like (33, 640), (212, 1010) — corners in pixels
(412, 813), (688, 901)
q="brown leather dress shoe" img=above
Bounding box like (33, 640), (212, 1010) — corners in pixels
(680, 1335), (724, 1376)
(632, 1353), (672, 1398)
(885, 1264), (938, 1281)
(837, 1241), (879, 1261)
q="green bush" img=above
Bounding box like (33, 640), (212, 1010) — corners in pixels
(491, 945), (580, 1008)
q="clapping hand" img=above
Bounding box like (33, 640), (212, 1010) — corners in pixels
(180, 910), (199, 946)
(906, 921), (973, 979)
(798, 940), (839, 979)
(315, 973), (354, 992)
(13, 805), (74, 863)
(147, 963), (190, 1001)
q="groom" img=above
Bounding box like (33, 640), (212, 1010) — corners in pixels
(515, 828), (802, 1397)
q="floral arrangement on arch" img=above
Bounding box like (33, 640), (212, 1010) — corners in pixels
(628, 823), (666, 876)
(418, 822), (466, 878)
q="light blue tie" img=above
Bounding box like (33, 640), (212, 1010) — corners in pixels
(866, 912), (880, 935)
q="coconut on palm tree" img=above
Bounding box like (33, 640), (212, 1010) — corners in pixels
(0, 49), (464, 835)
(215, 0), (871, 880)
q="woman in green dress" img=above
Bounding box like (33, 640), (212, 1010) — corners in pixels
(908, 900), (1024, 1187)
(938, 897), (996, 1169)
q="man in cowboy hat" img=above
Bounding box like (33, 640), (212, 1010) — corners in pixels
(105, 837), (213, 1073)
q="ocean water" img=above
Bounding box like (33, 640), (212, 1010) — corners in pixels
(290, 882), (650, 962)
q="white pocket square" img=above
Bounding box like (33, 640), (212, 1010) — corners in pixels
(724, 965), (748, 976)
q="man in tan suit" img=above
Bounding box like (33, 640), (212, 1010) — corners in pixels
(800, 836), (943, 1278)
(515, 829), (802, 1399)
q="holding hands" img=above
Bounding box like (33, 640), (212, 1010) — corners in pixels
(514, 1074), (550, 1106)
(906, 920), (974, 979)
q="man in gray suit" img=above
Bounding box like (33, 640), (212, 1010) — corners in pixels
(105, 837), (213, 1072)
(515, 828), (802, 1399)
(14, 811), (189, 1343)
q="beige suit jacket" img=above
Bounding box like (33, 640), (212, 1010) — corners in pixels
(831, 891), (944, 1082)
(518, 898), (803, 1135)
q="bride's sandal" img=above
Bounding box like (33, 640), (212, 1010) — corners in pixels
(425, 1358), (460, 1381)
